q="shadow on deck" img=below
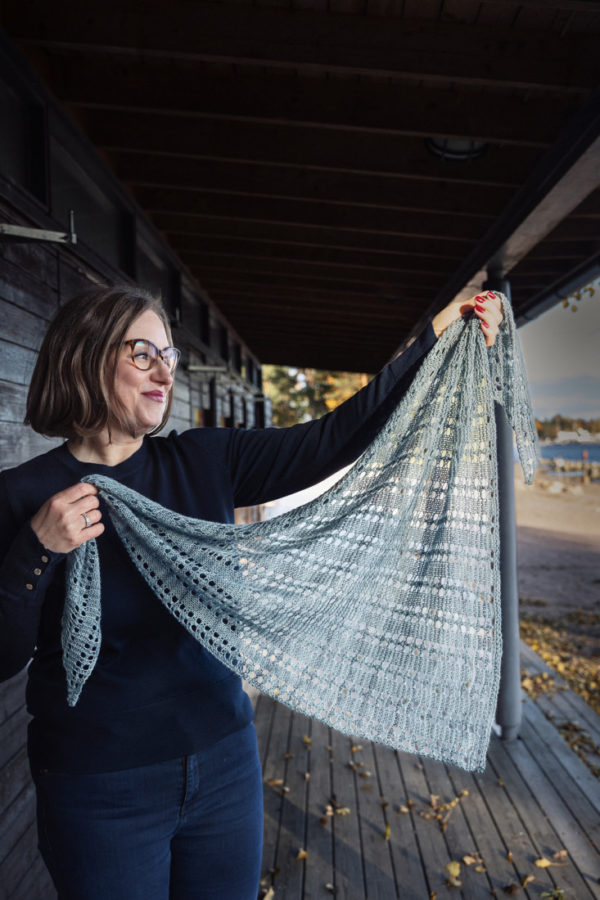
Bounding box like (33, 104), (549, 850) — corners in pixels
(252, 641), (600, 900)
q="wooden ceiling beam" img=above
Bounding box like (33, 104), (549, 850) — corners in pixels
(208, 289), (421, 320)
(194, 257), (446, 286)
(218, 319), (396, 349)
(138, 187), (492, 240)
(86, 111), (535, 187)
(167, 230), (466, 264)
(181, 249), (462, 279)
(194, 267), (442, 296)
(172, 238), (458, 274)
(203, 277), (436, 304)
(113, 152), (514, 217)
(5, 0), (597, 91)
(213, 306), (411, 335)
(43, 54), (573, 148)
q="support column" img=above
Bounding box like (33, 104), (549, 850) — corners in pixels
(482, 275), (522, 741)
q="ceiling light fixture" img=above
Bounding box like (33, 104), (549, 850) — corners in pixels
(425, 137), (488, 162)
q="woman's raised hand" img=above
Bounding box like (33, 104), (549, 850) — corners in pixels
(30, 482), (104, 554)
(431, 290), (504, 347)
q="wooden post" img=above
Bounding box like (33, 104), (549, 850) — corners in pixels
(483, 275), (522, 741)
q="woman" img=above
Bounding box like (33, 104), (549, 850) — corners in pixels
(0, 283), (502, 899)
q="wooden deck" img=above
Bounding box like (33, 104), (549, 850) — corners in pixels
(253, 641), (600, 900)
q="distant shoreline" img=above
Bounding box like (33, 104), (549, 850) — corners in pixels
(540, 438), (600, 445)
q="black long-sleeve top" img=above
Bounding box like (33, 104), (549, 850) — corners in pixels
(0, 324), (436, 775)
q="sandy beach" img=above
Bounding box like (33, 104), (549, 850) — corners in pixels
(514, 462), (600, 622)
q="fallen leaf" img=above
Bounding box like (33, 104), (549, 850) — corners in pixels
(262, 888), (275, 900)
(296, 849), (308, 861)
(507, 850), (514, 862)
(324, 883), (335, 894)
(336, 807), (351, 816)
(304, 772), (310, 781)
(535, 858), (553, 868)
(474, 865), (486, 873)
(552, 849), (568, 861)
(302, 735), (312, 748)
(444, 860), (461, 885)
(521, 875), (535, 887)
(266, 778), (284, 787)
(445, 861), (460, 878)
(383, 823), (391, 840)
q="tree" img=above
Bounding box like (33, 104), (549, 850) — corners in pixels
(262, 365), (372, 427)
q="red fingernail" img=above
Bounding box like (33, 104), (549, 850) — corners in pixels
(488, 292), (496, 298)
(475, 304), (484, 311)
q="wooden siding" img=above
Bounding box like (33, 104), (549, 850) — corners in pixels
(0, 199), (242, 897)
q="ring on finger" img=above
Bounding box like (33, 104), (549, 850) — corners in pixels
(81, 512), (91, 528)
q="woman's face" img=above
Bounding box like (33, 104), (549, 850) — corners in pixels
(111, 310), (174, 437)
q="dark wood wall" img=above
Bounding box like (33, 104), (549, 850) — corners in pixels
(0, 39), (267, 900)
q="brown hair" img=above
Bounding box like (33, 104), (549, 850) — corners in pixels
(25, 283), (175, 440)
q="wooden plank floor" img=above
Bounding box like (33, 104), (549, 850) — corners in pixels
(253, 644), (600, 900)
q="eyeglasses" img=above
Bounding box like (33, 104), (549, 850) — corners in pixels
(123, 339), (181, 374)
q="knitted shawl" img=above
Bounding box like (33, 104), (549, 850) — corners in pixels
(64, 294), (539, 773)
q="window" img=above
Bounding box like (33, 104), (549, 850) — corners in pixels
(51, 139), (130, 272)
(0, 75), (46, 201)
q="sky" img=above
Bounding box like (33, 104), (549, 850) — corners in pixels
(517, 278), (600, 421)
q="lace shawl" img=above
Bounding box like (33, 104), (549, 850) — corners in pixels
(64, 294), (539, 773)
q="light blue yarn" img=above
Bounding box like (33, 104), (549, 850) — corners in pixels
(63, 294), (539, 773)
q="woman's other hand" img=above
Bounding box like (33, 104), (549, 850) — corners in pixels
(431, 290), (504, 347)
(30, 483), (104, 554)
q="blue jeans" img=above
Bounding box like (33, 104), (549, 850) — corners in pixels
(31, 723), (263, 899)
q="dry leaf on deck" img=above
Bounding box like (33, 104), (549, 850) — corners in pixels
(296, 849), (308, 861)
(383, 823), (391, 840)
(535, 858), (553, 868)
(444, 860), (462, 887)
(521, 875), (535, 887)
